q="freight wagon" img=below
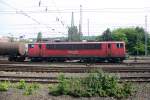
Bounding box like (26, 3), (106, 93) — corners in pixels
(0, 42), (26, 61)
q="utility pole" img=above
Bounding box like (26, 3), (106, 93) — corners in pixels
(68, 12), (75, 42)
(79, 5), (82, 41)
(145, 15), (148, 56)
(87, 19), (89, 39)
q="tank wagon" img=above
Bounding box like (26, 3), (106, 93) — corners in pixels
(28, 41), (126, 62)
(0, 42), (26, 61)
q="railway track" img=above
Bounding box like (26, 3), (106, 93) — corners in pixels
(0, 75), (150, 83)
(0, 63), (150, 83)
(0, 60), (150, 65)
(0, 64), (150, 73)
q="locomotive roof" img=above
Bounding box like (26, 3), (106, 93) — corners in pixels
(29, 41), (125, 44)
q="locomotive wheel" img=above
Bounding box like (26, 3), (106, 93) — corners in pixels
(107, 59), (116, 63)
(8, 56), (18, 61)
(31, 58), (43, 62)
(58, 59), (65, 62)
(118, 58), (124, 63)
(107, 58), (123, 63)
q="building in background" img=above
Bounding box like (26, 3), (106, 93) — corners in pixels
(68, 12), (81, 42)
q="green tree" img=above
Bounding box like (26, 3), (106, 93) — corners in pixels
(101, 28), (112, 41)
(112, 27), (146, 55)
(68, 26), (80, 42)
(111, 32), (128, 43)
(96, 27), (149, 55)
(37, 32), (42, 42)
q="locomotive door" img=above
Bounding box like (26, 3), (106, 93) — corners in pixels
(107, 43), (111, 57)
(38, 44), (42, 57)
(34, 44), (42, 57)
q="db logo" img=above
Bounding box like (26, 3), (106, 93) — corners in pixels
(68, 50), (79, 54)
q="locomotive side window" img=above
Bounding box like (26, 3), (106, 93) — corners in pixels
(29, 44), (34, 48)
(46, 44), (55, 49)
(116, 43), (124, 48)
(46, 43), (101, 50)
(46, 44), (51, 49)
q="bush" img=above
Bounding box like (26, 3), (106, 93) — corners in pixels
(17, 79), (26, 89)
(30, 83), (40, 90)
(49, 71), (136, 98)
(49, 74), (70, 96)
(0, 81), (10, 91)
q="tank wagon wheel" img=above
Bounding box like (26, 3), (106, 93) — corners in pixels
(8, 56), (13, 61)
(16, 57), (25, 62)
(8, 56), (17, 62)
(8, 56), (25, 62)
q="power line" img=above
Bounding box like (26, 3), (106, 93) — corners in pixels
(2, 23), (146, 26)
(0, 7), (149, 14)
(47, 0), (67, 28)
(0, 1), (40, 24)
(0, 10), (148, 14)
(1, 7), (149, 11)
(0, 0), (68, 36)
(0, 24), (146, 30)
(0, 0), (53, 31)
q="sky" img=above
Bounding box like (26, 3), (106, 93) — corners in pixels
(0, 0), (149, 38)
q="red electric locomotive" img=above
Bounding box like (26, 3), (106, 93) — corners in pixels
(28, 41), (126, 62)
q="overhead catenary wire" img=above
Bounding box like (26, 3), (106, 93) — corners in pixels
(36, 0), (67, 35)
(0, 1), (40, 24)
(0, 7), (149, 14)
(50, 0), (67, 28)
(0, 0), (60, 32)
(0, 0), (148, 37)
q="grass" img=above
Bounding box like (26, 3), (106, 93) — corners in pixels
(16, 79), (40, 95)
(24, 83), (40, 95)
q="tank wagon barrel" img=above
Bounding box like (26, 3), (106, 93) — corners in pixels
(0, 42), (26, 61)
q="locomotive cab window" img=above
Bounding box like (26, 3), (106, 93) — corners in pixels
(116, 43), (123, 48)
(29, 44), (34, 48)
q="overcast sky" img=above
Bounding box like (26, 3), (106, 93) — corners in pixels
(0, 0), (149, 38)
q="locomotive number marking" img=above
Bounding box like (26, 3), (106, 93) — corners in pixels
(68, 50), (79, 55)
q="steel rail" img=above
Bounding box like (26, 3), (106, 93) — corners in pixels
(0, 65), (150, 73)
(0, 75), (150, 83)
